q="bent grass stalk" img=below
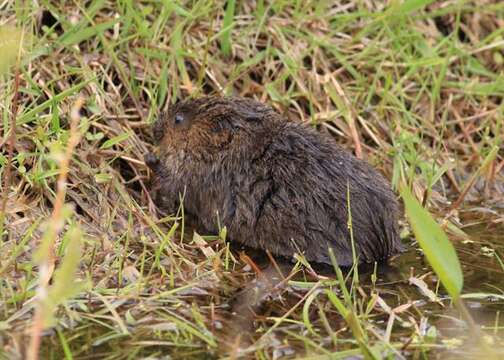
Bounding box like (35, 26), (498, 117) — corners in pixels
(27, 97), (85, 360)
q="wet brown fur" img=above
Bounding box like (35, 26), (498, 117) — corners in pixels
(145, 96), (402, 266)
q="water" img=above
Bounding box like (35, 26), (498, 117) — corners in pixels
(220, 207), (504, 358)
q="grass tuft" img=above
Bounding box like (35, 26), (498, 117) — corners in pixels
(1, 0), (503, 358)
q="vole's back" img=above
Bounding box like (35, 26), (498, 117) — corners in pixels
(221, 121), (401, 266)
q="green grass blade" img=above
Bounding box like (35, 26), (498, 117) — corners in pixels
(60, 19), (119, 47)
(220, 0), (236, 56)
(400, 185), (463, 299)
(394, 0), (437, 15)
(100, 132), (131, 149)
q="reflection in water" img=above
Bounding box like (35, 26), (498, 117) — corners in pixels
(219, 210), (504, 358)
(221, 261), (291, 356)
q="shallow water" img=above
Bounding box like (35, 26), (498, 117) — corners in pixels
(221, 207), (504, 358)
(28, 207), (503, 359)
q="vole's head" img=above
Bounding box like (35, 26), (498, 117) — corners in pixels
(153, 96), (277, 159)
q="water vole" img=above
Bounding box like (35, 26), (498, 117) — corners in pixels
(145, 96), (402, 266)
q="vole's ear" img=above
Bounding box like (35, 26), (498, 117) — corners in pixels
(234, 107), (262, 122)
(211, 106), (261, 132)
(210, 116), (234, 133)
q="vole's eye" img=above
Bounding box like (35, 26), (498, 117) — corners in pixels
(174, 113), (184, 125)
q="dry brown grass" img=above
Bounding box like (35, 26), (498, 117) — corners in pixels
(1, 0), (503, 359)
